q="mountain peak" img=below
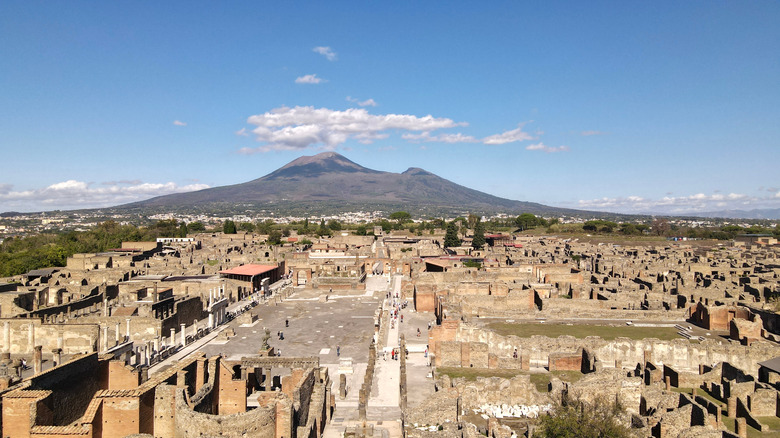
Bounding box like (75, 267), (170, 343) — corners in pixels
(402, 167), (434, 176)
(266, 151), (379, 179)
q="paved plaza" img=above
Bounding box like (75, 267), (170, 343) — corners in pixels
(155, 274), (438, 437)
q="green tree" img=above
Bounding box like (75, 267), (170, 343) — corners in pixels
(267, 230), (283, 245)
(516, 213), (542, 230)
(256, 220), (275, 235)
(187, 222), (206, 233)
(238, 222), (256, 233)
(178, 223), (188, 238)
(538, 396), (631, 438)
(467, 214), (479, 230)
(327, 220), (342, 231)
(223, 220), (237, 234)
(472, 219), (486, 250)
(389, 211), (411, 224)
(444, 221), (461, 248)
(355, 225), (367, 236)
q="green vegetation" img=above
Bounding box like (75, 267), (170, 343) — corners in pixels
(267, 230), (282, 245)
(206, 260), (219, 266)
(463, 260), (482, 269)
(0, 220), (187, 277)
(489, 322), (680, 341)
(222, 220), (237, 234)
(516, 213), (547, 230)
(389, 211), (411, 223)
(538, 395), (632, 438)
(444, 221), (461, 247)
(472, 219), (485, 249)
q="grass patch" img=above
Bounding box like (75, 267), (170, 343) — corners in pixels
(530, 370), (584, 392)
(206, 260), (218, 266)
(489, 322), (680, 341)
(437, 367), (524, 381)
(437, 367), (583, 393)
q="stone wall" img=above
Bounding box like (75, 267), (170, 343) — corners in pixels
(174, 387), (276, 438)
(0, 320), (99, 354)
(447, 323), (780, 375)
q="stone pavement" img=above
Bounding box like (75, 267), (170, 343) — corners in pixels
(324, 274), (437, 437)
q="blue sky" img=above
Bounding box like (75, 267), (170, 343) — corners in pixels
(1, 1), (778, 215)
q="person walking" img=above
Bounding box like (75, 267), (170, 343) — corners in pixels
(337, 345), (340, 357)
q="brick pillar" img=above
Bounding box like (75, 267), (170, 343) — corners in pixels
(264, 367), (272, 390)
(727, 397), (737, 418)
(33, 345), (42, 374)
(3, 321), (10, 353)
(665, 375), (671, 391)
(195, 357), (206, 392)
(736, 417), (747, 438)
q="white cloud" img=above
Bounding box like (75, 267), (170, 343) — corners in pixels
(483, 124), (534, 145)
(0, 180), (210, 212)
(525, 142), (569, 153)
(346, 96), (378, 107)
(402, 131), (478, 143)
(313, 46), (337, 61)
(173, 120), (187, 126)
(577, 192), (780, 215)
(238, 106), (543, 152)
(235, 128), (249, 137)
(241, 106), (463, 152)
(295, 74), (325, 84)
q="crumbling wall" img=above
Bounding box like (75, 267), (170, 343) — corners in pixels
(173, 387), (276, 438)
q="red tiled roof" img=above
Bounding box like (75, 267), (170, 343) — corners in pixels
(219, 264), (278, 276)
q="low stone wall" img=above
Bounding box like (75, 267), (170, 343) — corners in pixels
(452, 324), (780, 375)
(174, 387), (277, 438)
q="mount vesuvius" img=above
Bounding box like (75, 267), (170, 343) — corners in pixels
(120, 152), (574, 216)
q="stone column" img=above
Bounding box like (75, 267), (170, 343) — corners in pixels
(736, 417), (747, 438)
(153, 337), (159, 353)
(103, 298), (109, 317)
(125, 318), (131, 340)
(3, 321), (10, 353)
(28, 323), (35, 354)
(208, 312), (214, 329)
(192, 320), (198, 337)
(170, 328), (176, 346)
(33, 345), (42, 374)
(664, 375), (671, 391)
(52, 348), (62, 367)
(180, 324), (186, 347)
(115, 322), (121, 344)
(102, 325), (109, 352)
(727, 397), (737, 418)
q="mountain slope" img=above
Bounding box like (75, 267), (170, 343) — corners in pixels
(120, 152), (573, 215)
